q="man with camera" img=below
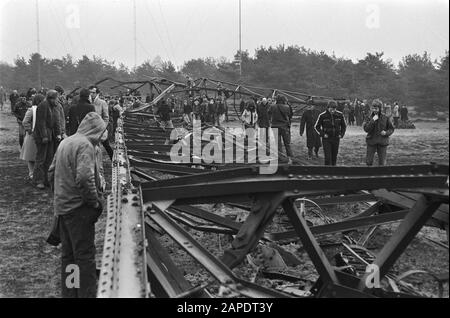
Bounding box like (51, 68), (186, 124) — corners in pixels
(363, 99), (395, 166)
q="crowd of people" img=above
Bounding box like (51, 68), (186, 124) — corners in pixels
(5, 86), (123, 189)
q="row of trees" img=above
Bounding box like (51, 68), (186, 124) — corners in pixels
(0, 46), (448, 112)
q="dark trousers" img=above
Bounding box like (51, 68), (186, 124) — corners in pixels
(322, 138), (340, 166)
(18, 123), (25, 147)
(33, 140), (55, 185)
(275, 126), (292, 157)
(102, 140), (113, 160)
(60, 205), (99, 298)
(366, 144), (387, 166)
(307, 147), (320, 158)
(393, 117), (399, 128)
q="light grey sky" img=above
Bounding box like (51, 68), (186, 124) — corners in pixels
(1, 0), (448, 69)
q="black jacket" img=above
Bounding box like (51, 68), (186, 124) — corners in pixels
(157, 102), (171, 121)
(257, 102), (270, 128)
(34, 99), (61, 143)
(300, 109), (322, 148)
(314, 110), (346, 139)
(68, 97), (95, 136)
(363, 112), (394, 146)
(13, 99), (30, 122)
(9, 93), (19, 110)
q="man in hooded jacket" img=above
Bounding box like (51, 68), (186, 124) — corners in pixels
(48, 112), (107, 298)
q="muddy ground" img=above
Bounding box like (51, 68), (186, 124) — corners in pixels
(0, 105), (448, 298)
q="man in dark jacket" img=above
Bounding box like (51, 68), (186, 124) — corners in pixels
(48, 112), (106, 298)
(400, 105), (409, 122)
(13, 93), (31, 147)
(300, 101), (322, 159)
(269, 95), (293, 164)
(33, 90), (61, 189)
(363, 99), (395, 166)
(9, 90), (19, 114)
(314, 100), (346, 166)
(157, 99), (173, 129)
(257, 98), (271, 129)
(68, 88), (95, 136)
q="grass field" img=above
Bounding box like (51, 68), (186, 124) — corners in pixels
(0, 105), (448, 297)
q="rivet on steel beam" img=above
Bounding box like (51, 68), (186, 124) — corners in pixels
(132, 202), (139, 207)
(122, 198), (128, 203)
(288, 174), (294, 178)
(132, 196), (138, 201)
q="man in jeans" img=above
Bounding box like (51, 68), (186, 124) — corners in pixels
(314, 100), (346, 166)
(269, 95), (293, 164)
(49, 112), (107, 298)
(363, 99), (395, 166)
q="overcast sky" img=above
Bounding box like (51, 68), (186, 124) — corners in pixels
(0, 0), (448, 69)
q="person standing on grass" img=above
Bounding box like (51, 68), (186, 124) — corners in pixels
(216, 97), (226, 127)
(349, 103), (355, 126)
(13, 93), (31, 148)
(68, 88), (96, 136)
(0, 86), (6, 111)
(300, 101), (322, 160)
(314, 100), (346, 166)
(269, 95), (293, 164)
(363, 99), (395, 166)
(20, 94), (45, 181)
(9, 90), (19, 114)
(48, 112), (107, 298)
(241, 100), (258, 140)
(400, 104), (409, 122)
(89, 85), (113, 160)
(392, 102), (400, 128)
(33, 90), (61, 189)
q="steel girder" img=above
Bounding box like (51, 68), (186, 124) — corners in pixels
(99, 108), (449, 298)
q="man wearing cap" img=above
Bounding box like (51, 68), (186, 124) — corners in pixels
(88, 85), (113, 159)
(314, 100), (346, 166)
(363, 99), (395, 166)
(33, 90), (61, 189)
